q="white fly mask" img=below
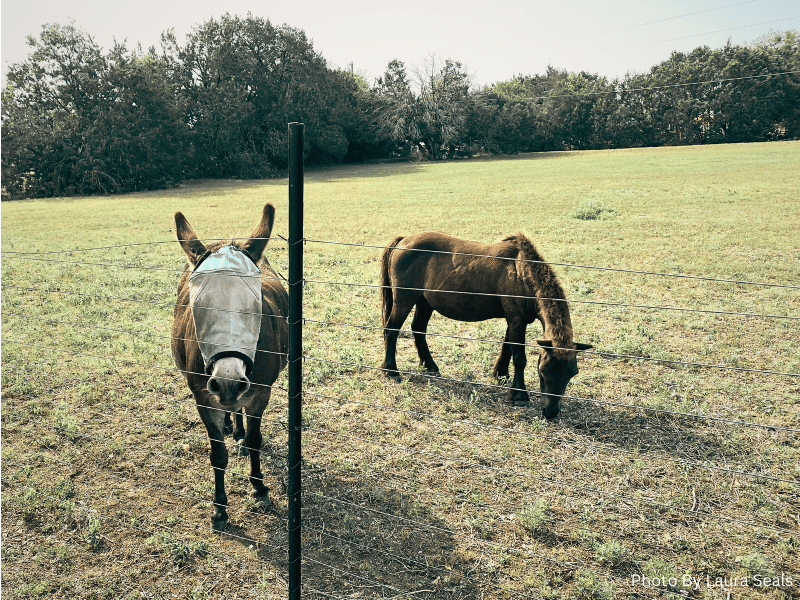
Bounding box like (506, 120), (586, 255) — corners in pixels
(189, 245), (263, 375)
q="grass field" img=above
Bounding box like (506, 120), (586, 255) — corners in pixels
(2, 141), (799, 600)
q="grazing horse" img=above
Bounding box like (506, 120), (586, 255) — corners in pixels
(171, 204), (288, 530)
(379, 231), (592, 420)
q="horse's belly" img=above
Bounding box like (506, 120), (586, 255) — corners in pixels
(425, 291), (505, 322)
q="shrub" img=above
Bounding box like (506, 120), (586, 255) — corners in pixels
(568, 200), (618, 221)
(574, 571), (615, 600)
(518, 499), (549, 534)
(595, 540), (630, 567)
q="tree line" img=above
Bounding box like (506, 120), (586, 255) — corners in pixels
(2, 15), (798, 198)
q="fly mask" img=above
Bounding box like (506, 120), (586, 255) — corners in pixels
(189, 245), (263, 375)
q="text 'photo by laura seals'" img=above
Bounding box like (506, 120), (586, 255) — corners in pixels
(632, 573), (795, 591)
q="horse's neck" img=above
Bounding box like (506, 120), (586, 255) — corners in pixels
(536, 295), (574, 348)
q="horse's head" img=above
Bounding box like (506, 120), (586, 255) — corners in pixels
(175, 204), (275, 406)
(536, 340), (593, 421)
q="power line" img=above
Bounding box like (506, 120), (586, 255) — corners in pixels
(591, 1), (758, 35)
(573, 15), (800, 56)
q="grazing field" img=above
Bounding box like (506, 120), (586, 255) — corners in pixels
(2, 141), (799, 600)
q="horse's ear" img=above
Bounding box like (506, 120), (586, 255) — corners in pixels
(174, 212), (207, 266)
(536, 340), (553, 351)
(575, 342), (594, 351)
(242, 203), (275, 262)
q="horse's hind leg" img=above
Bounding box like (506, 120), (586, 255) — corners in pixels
(411, 299), (439, 376)
(492, 327), (512, 380)
(381, 295), (416, 382)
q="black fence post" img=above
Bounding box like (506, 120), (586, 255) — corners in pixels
(287, 122), (304, 600)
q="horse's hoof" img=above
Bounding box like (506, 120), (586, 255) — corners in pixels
(250, 491), (272, 511)
(388, 375), (401, 383)
(427, 370), (440, 378)
(238, 442), (249, 457)
(211, 516), (228, 532)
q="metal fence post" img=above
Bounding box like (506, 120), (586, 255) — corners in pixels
(287, 122), (304, 600)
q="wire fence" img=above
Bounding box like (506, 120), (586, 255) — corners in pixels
(2, 228), (798, 600)
(2, 130), (799, 599)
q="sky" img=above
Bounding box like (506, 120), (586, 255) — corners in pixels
(1, 0), (798, 88)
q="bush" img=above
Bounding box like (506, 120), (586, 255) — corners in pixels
(595, 540), (630, 567)
(574, 571), (615, 600)
(568, 200), (618, 221)
(518, 499), (549, 534)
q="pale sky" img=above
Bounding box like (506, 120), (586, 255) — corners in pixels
(1, 0), (798, 88)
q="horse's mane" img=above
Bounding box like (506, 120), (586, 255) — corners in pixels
(502, 232), (574, 353)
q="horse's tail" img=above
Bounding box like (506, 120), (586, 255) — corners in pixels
(380, 236), (405, 329)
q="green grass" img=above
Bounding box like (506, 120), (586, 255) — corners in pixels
(2, 141), (799, 599)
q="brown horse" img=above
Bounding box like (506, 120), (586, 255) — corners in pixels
(380, 231), (592, 420)
(171, 204), (288, 530)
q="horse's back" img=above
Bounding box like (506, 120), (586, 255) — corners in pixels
(388, 231), (518, 321)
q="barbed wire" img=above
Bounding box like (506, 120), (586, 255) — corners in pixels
(8, 304), (796, 380)
(0, 438), (288, 537)
(1, 311), (289, 359)
(303, 357), (800, 432)
(305, 318), (800, 377)
(305, 491), (677, 598)
(8, 363), (776, 578)
(6, 371), (787, 575)
(3, 392), (287, 481)
(300, 459), (751, 575)
(1, 284), (290, 322)
(0, 337), (287, 394)
(304, 426), (797, 536)
(1, 237), (283, 256)
(306, 278), (799, 321)
(0, 473), (290, 586)
(0, 255), (288, 286)
(304, 239), (800, 290)
(5, 236), (797, 290)
(301, 389), (796, 483)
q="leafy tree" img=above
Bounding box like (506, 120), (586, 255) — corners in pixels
(2, 22), (187, 198)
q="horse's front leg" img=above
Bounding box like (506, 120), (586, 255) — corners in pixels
(244, 407), (270, 505)
(198, 405), (230, 530)
(507, 320), (531, 406)
(492, 327), (512, 380)
(233, 409), (247, 456)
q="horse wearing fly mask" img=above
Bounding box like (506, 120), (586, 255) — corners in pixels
(171, 204), (288, 531)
